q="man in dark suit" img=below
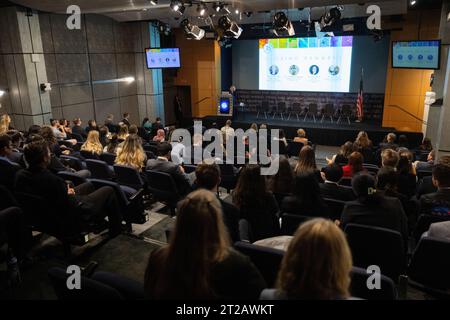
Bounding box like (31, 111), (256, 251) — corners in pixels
(121, 113), (131, 128)
(419, 157), (450, 217)
(0, 134), (21, 189)
(195, 161), (240, 243)
(14, 140), (123, 237)
(71, 118), (87, 140)
(151, 117), (164, 137)
(379, 132), (398, 151)
(320, 163), (355, 201)
(146, 142), (192, 196)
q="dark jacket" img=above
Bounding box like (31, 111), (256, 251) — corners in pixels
(219, 198), (240, 243)
(282, 195), (330, 218)
(72, 125), (87, 139)
(416, 176), (437, 199)
(341, 196), (408, 242)
(146, 158), (192, 196)
(121, 118), (131, 128)
(397, 172), (417, 199)
(419, 189), (450, 216)
(145, 247), (266, 299)
(320, 182), (355, 201)
(0, 157), (21, 189)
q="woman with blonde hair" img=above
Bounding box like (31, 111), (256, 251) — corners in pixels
(293, 128), (308, 144)
(294, 145), (322, 182)
(144, 189), (265, 299)
(261, 218), (353, 300)
(0, 114), (12, 134)
(115, 134), (146, 171)
(153, 129), (166, 142)
(81, 130), (103, 155)
(354, 131), (372, 149)
(117, 124), (129, 141)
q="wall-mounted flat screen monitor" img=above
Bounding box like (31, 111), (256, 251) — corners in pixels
(392, 40), (440, 70)
(145, 48), (181, 69)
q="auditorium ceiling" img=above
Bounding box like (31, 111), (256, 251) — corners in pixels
(8, 0), (408, 26)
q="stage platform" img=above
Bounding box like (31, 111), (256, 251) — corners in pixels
(200, 114), (423, 147)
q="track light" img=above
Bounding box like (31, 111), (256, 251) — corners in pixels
(149, 0), (158, 5)
(218, 15), (242, 39)
(170, 0), (181, 11)
(410, 0), (417, 6)
(181, 18), (205, 40)
(197, 3), (206, 16)
(272, 11), (295, 37)
(213, 2), (222, 12)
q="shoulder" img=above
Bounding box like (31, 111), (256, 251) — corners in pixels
(260, 289), (285, 300)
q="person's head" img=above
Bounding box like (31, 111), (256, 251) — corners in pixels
(8, 131), (23, 149)
(340, 141), (354, 158)
(355, 131), (370, 148)
(88, 119), (97, 128)
(387, 133), (396, 143)
(115, 134), (145, 170)
(250, 123), (258, 131)
(232, 165), (267, 208)
(225, 120), (232, 127)
(376, 167), (398, 191)
(0, 114), (11, 134)
(117, 125), (129, 139)
(39, 126), (56, 145)
(157, 142), (172, 159)
(28, 125), (41, 136)
(297, 128), (306, 138)
(421, 137), (433, 151)
(193, 133), (203, 146)
(428, 149), (436, 162)
(432, 156), (450, 189)
(98, 125), (109, 138)
(129, 124), (138, 135)
(323, 163), (344, 183)
(73, 118), (81, 126)
(155, 117), (161, 123)
(142, 117), (149, 126)
(295, 145), (317, 174)
(398, 135), (408, 148)
(277, 218), (352, 300)
(157, 129), (165, 137)
(352, 173), (379, 203)
(106, 134), (119, 153)
(267, 156), (294, 193)
(81, 130), (102, 154)
(397, 150), (414, 174)
(107, 114), (114, 121)
(145, 189), (229, 299)
(260, 123), (267, 130)
(348, 152), (364, 174)
(195, 161), (221, 191)
(123, 112), (129, 119)
(381, 149), (399, 168)
(279, 129), (286, 139)
(23, 140), (51, 169)
(50, 119), (59, 127)
(59, 119), (68, 127)
(0, 134), (12, 156)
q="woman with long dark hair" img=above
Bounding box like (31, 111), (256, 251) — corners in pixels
(144, 189), (266, 299)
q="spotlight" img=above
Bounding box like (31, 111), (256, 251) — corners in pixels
(213, 2), (222, 12)
(170, 0), (181, 12)
(235, 9), (239, 15)
(197, 3), (206, 16)
(319, 6), (342, 31)
(410, 0), (417, 6)
(244, 11), (253, 18)
(272, 11), (295, 37)
(222, 5), (230, 14)
(149, 0), (158, 5)
(0, 90), (5, 97)
(181, 18), (205, 40)
(218, 15), (242, 39)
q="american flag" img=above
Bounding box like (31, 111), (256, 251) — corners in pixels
(356, 69), (364, 122)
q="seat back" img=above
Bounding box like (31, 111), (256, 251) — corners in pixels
(59, 155), (84, 172)
(338, 177), (352, 187)
(100, 152), (117, 166)
(324, 103), (334, 115)
(323, 198), (346, 220)
(344, 223), (405, 282)
(280, 213), (312, 235)
(407, 237), (450, 296)
(69, 132), (84, 142)
(277, 101), (286, 110)
(416, 169), (432, 181)
(145, 170), (179, 200)
(261, 101), (269, 110)
(363, 163), (379, 175)
(287, 141), (304, 157)
(57, 171), (88, 186)
(413, 214), (450, 243)
(350, 267), (397, 300)
(48, 267), (123, 300)
(80, 150), (100, 160)
(308, 103), (318, 113)
(113, 164), (144, 190)
(342, 104), (352, 115)
(86, 159), (113, 180)
(234, 241), (284, 287)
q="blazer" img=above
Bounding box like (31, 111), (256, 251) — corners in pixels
(146, 158), (192, 196)
(416, 176), (437, 199)
(219, 198), (240, 243)
(281, 195), (330, 218)
(0, 157), (20, 189)
(341, 196), (409, 242)
(320, 182), (355, 201)
(427, 221), (450, 241)
(419, 189), (450, 216)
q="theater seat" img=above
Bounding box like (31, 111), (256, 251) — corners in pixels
(350, 267), (397, 300)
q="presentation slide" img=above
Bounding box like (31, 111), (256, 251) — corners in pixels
(259, 36), (353, 92)
(392, 40), (440, 69)
(145, 48), (181, 69)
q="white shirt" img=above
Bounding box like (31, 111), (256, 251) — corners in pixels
(221, 126), (235, 143)
(171, 142), (186, 165)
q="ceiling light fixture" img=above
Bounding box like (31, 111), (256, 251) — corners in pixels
(181, 18), (205, 40)
(218, 15), (242, 39)
(272, 11), (295, 37)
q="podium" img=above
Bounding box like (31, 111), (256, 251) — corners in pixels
(217, 92), (233, 116)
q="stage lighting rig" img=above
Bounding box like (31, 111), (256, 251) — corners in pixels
(180, 18), (205, 40)
(218, 15), (242, 39)
(272, 11), (295, 37)
(319, 6), (342, 31)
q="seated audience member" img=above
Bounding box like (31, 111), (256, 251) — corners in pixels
(419, 156), (450, 217)
(381, 148), (400, 169)
(424, 221), (450, 241)
(144, 189), (265, 299)
(0, 114), (12, 134)
(104, 134), (119, 154)
(81, 130), (103, 156)
(294, 146), (322, 182)
(104, 114), (116, 132)
(414, 150), (435, 171)
(195, 162), (240, 242)
(320, 164), (355, 201)
(398, 135), (409, 149)
(260, 218), (352, 300)
(7, 131), (24, 163)
(419, 137), (433, 152)
(250, 123), (258, 132)
(59, 119), (72, 136)
(128, 124), (138, 136)
(142, 117), (152, 133)
(282, 173), (329, 218)
(121, 112), (131, 128)
(221, 120), (235, 144)
(39, 126), (68, 157)
(397, 150), (417, 198)
(342, 152), (365, 178)
(27, 124), (41, 137)
(267, 156), (294, 195)
(115, 134), (146, 172)
(379, 132), (398, 150)
(273, 129), (288, 148)
(293, 128), (308, 145)
(170, 136), (186, 165)
(117, 124), (129, 142)
(327, 141), (354, 165)
(354, 131), (373, 163)
(151, 117), (164, 137)
(146, 142), (192, 196)
(85, 119), (99, 134)
(14, 140), (123, 237)
(376, 167), (409, 210)
(232, 165), (280, 241)
(50, 119), (67, 141)
(153, 129), (166, 142)
(71, 118), (87, 139)
(98, 125), (110, 147)
(0, 134), (21, 188)
(340, 173), (408, 243)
